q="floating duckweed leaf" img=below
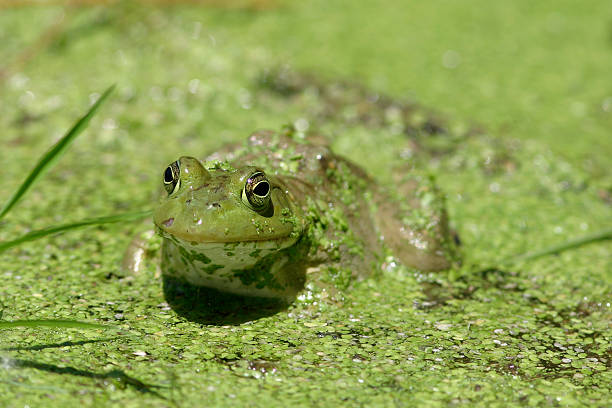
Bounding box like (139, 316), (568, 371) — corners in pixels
(0, 209), (152, 252)
(0, 85), (115, 220)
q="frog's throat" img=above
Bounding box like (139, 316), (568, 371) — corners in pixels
(160, 234), (300, 298)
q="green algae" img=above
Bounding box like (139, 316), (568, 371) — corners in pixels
(0, 320), (112, 330)
(0, 1), (611, 407)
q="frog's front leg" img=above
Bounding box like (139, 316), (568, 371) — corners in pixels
(122, 229), (161, 275)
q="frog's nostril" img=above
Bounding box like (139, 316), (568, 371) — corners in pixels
(162, 218), (174, 227)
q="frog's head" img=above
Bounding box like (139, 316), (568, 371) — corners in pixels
(154, 156), (305, 298)
(154, 156), (302, 247)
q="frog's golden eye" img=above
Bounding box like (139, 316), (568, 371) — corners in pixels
(242, 171), (271, 212)
(163, 161), (181, 195)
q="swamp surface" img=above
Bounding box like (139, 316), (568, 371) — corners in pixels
(0, 1), (611, 406)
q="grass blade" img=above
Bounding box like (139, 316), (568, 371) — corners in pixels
(0, 209), (152, 252)
(0, 320), (113, 330)
(0, 85), (115, 220)
(0, 379), (69, 393)
(500, 226), (612, 265)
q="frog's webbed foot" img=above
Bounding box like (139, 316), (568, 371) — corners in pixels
(121, 229), (160, 276)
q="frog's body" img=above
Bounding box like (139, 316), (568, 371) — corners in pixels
(153, 130), (458, 301)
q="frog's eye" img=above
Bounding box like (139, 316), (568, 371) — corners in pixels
(163, 161), (181, 195)
(242, 171), (271, 212)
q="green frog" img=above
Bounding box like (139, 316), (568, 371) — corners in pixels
(149, 129), (458, 301)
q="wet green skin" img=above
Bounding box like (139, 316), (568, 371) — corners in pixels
(152, 129), (458, 300)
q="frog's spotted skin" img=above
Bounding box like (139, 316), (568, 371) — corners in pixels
(159, 237), (302, 299)
(153, 129), (458, 300)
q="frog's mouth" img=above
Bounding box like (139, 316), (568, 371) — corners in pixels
(156, 224), (298, 250)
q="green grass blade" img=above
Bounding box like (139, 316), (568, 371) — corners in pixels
(500, 226), (612, 265)
(0, 85), (115, 220)
(0, 379), (69, 393)
(0, 209), (152, 252)
(0, 319), (113, 329)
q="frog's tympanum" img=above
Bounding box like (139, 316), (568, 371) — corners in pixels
(153, 130), (458, 301)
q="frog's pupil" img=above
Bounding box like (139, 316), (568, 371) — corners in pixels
(164, 167), (173, 183)
(253, 181), (270, 197)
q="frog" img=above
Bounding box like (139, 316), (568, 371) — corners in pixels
(146, 129), (458, 302)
